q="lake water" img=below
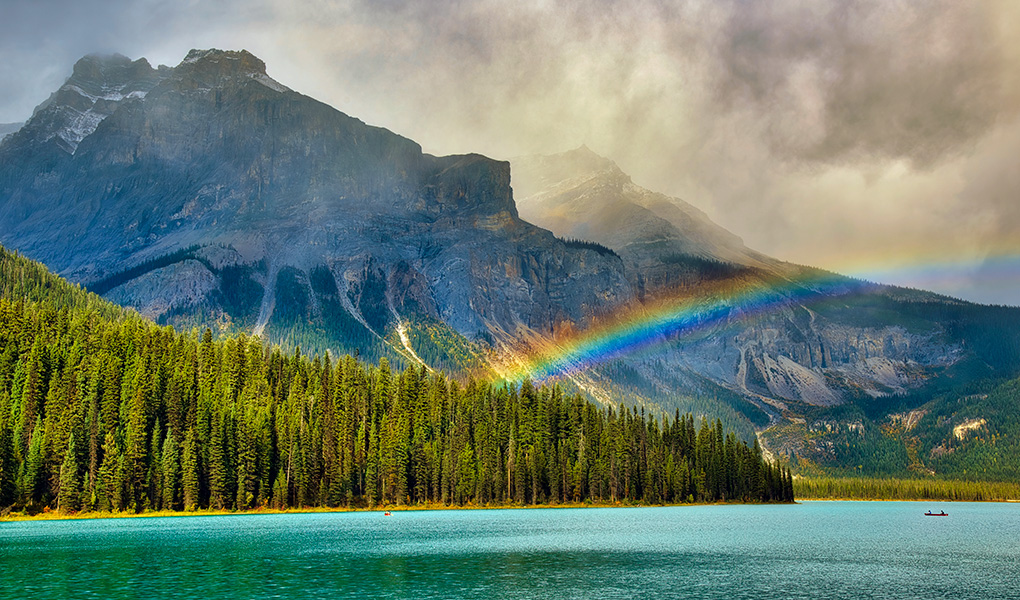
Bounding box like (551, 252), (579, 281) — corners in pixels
(2, 502), (1018, 599)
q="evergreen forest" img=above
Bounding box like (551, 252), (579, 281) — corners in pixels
(0, 245), (792, 515)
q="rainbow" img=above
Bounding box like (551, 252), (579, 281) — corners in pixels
(502, 249), (1020, 384)
(502, 269), (858, 383)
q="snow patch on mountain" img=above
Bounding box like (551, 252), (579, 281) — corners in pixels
(253, 73), (289, 93)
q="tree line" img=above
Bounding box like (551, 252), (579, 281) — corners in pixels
(794, 476), (1020, 502)
(0, 245), (792, 514)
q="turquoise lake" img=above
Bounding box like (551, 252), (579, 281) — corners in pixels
(2, 501), (1018, 599)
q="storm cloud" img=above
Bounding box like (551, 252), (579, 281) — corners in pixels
(706, 0), (1013, 166)
(1, 0), (1018, 304)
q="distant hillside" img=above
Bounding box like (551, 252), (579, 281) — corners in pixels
(771, 371), (1020, 482)
(512, 147), (1020, 481)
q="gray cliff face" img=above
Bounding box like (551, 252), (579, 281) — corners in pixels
(667, 306), (959, 410)
(0, 49), (632, 357)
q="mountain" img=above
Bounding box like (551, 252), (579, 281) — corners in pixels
(513, 146), (778, 294)
(512, 148), (963, 403)
(2, 49), (1020, 480)
(0, 49), (631, 368)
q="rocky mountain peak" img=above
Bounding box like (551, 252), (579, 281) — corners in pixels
(511, 145), (628, 201)
(67, 53), (157, 94)
(182, 48), (264, 73)
(172, 49), (283, 92)
(6, 53), (164, 155)
(512, 147), (767, 292)
(569, 144), (619, 171)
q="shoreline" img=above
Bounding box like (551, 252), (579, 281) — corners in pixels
(8, 491), (1018, 523)
(0, 500), (788, 523)
(797, 497), (1020, 502)
(6, 497), (1019, 523)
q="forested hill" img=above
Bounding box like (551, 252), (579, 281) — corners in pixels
(0, 245), (792, 515)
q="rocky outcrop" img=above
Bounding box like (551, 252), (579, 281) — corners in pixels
(2, 54), (165, 155)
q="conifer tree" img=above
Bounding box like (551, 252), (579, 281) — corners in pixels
(208, 408), (228, 509)
(20, 417), (44, 505)
(0, 393), (16, 507)
(162, 431), (181, 510)
(58, 433), (81, 512)
(181, 428), (199, 511)
(96, 431), (123, 512)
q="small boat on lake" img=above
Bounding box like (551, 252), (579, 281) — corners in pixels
(924, 510), (948, 516)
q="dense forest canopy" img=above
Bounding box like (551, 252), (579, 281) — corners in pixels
(0, 245), (791, 514)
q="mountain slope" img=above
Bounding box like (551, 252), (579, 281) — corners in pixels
(510, 148), (1010, 403)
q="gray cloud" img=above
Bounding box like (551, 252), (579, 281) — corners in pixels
(705, 0), (1014, 167)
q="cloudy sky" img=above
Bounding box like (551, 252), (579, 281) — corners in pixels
(3, 0), (1019, 304)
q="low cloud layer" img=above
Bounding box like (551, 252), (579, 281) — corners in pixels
(2, 0), (1019, 304)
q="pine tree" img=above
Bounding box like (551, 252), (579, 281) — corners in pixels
(181, 428), (199, 511)
(267, 471), (282, 509)
(58, 433), (81, 512)
(0, 392), (16, 507)
(209, 408), (228, 509)
(162, 430), (181, 510)
(96, 431), (123, 512)
(20, 417), (44, 505)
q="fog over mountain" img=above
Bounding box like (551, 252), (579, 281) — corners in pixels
(2, 0), (1018, 304)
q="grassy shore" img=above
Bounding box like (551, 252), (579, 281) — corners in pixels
(0, 499), (696, 522)
(10, 478), (1018, 522)
(794, 476), (1020, 501)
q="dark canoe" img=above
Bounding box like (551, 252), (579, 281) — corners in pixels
(924, 511), (948, 516)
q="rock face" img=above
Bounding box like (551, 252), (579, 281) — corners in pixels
(6, 54), (165, 155)
(0, 49), (631, 360)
